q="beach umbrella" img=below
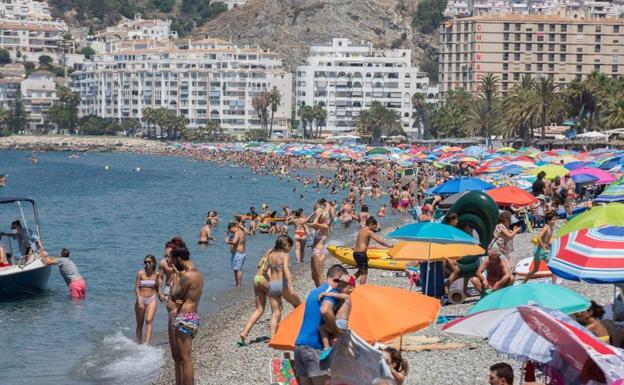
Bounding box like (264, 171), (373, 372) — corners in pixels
(486, 186), (538, 207)
(595, 179), (624, 203)
(565, 161), (591, 170)
(387, 241), (484, 261)
(387, 222), (480, 244)
(366, 147), (391, 155)
(497, 147), (516, 153)
(443, 309), (511, 338)
(571, 173), (600, 185)
(527, 164), (569, 180)
(438, 191), (469, 208)
(570, 167), (616, 185)
(268, 285), (441, 350)
(467, 284), (589, 315)
(430, 177), (494, 195)
(549, 226), (624, 284)
(556, 203), (624, 237)
(463, 145), (487, 157)
(600, 156), (624, 170)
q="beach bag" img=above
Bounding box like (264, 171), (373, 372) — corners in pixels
(269, 353), (298, 385)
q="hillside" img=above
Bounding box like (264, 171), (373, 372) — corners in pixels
(47, 0), (441, 81)
(195, 0), (440, 77)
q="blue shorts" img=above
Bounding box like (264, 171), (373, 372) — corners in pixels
(231, 252), (246, 271)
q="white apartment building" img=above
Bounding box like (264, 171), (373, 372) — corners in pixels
(0, 0), (53, 20)
(296, 38), (437, 138)
(87, 14), (178, 54)
(445, 0), (624, 17)
(222, 0), (248, 9)
(70, 39), (293, 137)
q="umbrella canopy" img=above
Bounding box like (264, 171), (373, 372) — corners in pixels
(430, 177), (494, 195)
(387, 222), (480, 244)
(577, 131), (608, 140)
(556, 203), (624, 237)
(388, 241), (484, 261)
(366, 147), (391, 155)
(565, 161), (591, 170)
(467, 284), (589, 315)
(600, 156), (624, 170)
(438, 191), (469, 208)
(570, 167), (616, 185)
(486, 186), (538, 207)
(595, 179), (624, 203)
(549, 226), (624, 283)
(571, 173), (600, 184)
(269, 285), (440, 350)
(528, 164), (569, 180)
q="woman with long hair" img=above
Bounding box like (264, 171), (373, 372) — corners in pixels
(292, 209), (307, 264)
(135, 254), (163, 344)
(238, 247), (271, 346)
(267, 235), (301, 337)
(383, 347), (409, 385)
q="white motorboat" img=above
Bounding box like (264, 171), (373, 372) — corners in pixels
(0, 197), (51, 295)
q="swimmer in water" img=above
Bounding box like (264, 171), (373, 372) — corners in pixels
(198, 219), (214, 245)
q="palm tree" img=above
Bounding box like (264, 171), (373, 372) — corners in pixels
(602, 93), (624, 129)
(298, 105), (314, 139)
(252, 94), (269, 133)
(584, 71), (610, 130)
(528, 77), (563, 139)
(142, 107), (155, 138)
(313, 105), (327, 139)
(465, 100), (491, 137)
(504, 75), (535, 143)
(266, 87), (282, 138)
(475, 73), (501, 141)
(411, 92), (428, 139)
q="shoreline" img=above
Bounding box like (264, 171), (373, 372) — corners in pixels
(0, 135), (168, 153)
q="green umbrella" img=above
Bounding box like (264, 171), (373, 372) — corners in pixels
(556, 202), (624, 237)
(527, 164), (569, 180)
(467, 284), (589, 315)
(366, 147), (391, 155)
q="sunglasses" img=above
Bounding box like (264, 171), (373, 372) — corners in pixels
(144, 260), (153, 264)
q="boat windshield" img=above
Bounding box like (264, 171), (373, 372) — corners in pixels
(0, 199), (41, 266)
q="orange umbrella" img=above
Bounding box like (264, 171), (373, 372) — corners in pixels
(269, 285), (441, 350)
(486, 186), (538, 207)
(387, 241), (484, 261)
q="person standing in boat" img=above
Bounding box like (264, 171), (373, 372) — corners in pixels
(39, 248), (87, 299)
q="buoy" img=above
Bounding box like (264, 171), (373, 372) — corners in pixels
(135, 167), (141, 172)
(104, 165), (110, 170)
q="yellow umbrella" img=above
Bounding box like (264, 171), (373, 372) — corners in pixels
(387, 241), (485, 261)
(527, 164), (569, 180)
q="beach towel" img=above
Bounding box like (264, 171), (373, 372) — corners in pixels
(269, 354), (298, 385)
(327, 330), (392, 385)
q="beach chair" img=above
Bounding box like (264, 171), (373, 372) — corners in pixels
(269, 353), (299, 385)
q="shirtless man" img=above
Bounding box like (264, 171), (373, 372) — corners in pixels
(310, 199), (330, 287)
(198, 220), (214, 245)
(226, 222), (246, 287)
(353, 217), (392, 285)
(169, 246), (204, 385)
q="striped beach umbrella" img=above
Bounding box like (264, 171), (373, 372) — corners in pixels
(595, 179), (624, 203)
(549, 226), (624, 283)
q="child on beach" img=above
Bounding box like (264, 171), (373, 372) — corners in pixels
(318, 274), (356, 360)
(523, 213), (557, 283)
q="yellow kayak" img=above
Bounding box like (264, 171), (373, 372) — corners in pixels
(327, 245), (409, 271)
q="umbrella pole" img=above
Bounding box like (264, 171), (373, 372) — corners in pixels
(400, 334), (403, 352)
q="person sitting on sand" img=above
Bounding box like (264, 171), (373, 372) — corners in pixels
(476, 245), (512, 293)
(383, 347), (409, 385)
(523, 213), (556, 283)
(318, 274), (355, 360)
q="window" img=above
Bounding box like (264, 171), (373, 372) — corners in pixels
(560, 54), (566, 61)
(537, 53), (543, 61)
(595, 35), (601, 43)
(576, 65), (582, 72)
(577, 25), (583, 33)
(538, 24), (544, 32)
(502, 73), (508, 80)
(576, 54), (583, 62)
(594, 64), (601, 71)
(595, 25), (601, 33)
(504, 23), (510, 31)
(595, 45), (601, 53)
(503, 53), (509, 60)
(526, 33), (532, 41)
(549, 34), (555, 42)
(515, 23), (522, 31)
(514, 43), (521, 51)
(548, 64), (554, 72)
(550, 24), (556, 32)
(561, 25), (567, 32)
(503, 63), (509, 70)
(526, 43), (533, 51)
(560, 34), (567, 42)
(560, 44), (566, 52)
(549, 54), (555, 61)
(503, 33), (509, 41)
(515, 33), (521, 41)
(613, 65), (618, 72)
(549, 44), (555, 52)
(614, 26), (620, 33)
(525, 63), (531, 71)
(514, 53), (520, 60)
(513, 72), (520, 80)
(537, 63), (543, 71)
(503, 43), (509, 51)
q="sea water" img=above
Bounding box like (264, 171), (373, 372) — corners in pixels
(0, 150), (393, 385)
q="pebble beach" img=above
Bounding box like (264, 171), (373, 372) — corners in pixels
(152, 231), (613, 385)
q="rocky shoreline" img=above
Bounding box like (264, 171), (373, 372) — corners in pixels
(0, 135), (167, 153)
(152, 231), (613, 385)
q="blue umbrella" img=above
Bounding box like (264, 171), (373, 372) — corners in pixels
(463, 146), (487, 157)
(571, 173), (599, 184)
(498, 165), (523, 175)
(595, 179), (624, 203)
(564, 161), (590, 170)
(388, 222), (479, 244)
(431, 177), (494, 195)
(599, 156), (624, 170)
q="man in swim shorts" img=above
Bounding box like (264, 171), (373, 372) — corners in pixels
(169, 245), (203, 385)
(225, 222), (246, 287)
(39, 248), (87, 299)
(353, 217), (392, 285)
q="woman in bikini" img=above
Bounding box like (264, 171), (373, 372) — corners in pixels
(310, 201), (331, 287)
(239, 247), (272, 346)
(267, 236), (301, 337)
(135, 254), (163, 345)
(292, 209), (308, 264)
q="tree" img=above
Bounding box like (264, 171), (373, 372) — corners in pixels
(0, 49), (10, 64)
(503, 76), (536, 143)
(412, 0), (447, 34)
(298, 105), (315, 139)
(429, 89), (473, 138)
(527, 77), (563, 139)
(0, 107), (9, 136)
(411, 92), (428, 138)
(152, 0), (175, 12)
(469, 73), (502, 140)
(244, 129), (268, 141)
(354, 101), (403, 142)
(266, 87), (282, 138)
(121, 118), (141, 136)
(312, 105), (328, 139)
(7, 98), (28, 134)
(38, 55), (53, 67)
(79, 46), (96, 60)
(48, 85), (80, 134)
(182, 120), (226, 142)
(252, 94), (269, 133)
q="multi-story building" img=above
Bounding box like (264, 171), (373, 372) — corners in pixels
(439, 13), (624, 99)
(223, 0), (248, 9)
(296, 38), (437, 138)
(87, 14), (178, 54)
(0, 0), (53, 20)
(70, 39), (293, 137)
(444, 0), (624, 17)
